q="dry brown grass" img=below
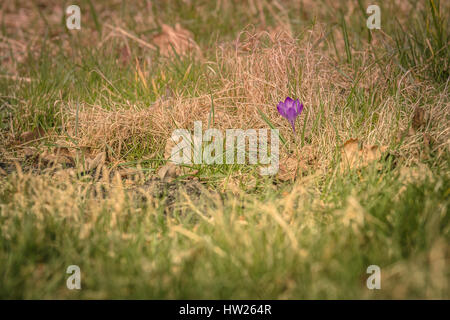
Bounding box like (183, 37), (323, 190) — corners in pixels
(0, 0), (449, 300)
(0, 1), (448, 178)
(55, 23), (449, 177)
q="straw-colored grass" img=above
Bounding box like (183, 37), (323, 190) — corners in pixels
(0, 0), (448, 299)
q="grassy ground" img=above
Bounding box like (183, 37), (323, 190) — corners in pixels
(0, 0), (449, 299)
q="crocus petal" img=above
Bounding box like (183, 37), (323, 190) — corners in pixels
(285, 106), (297, 122)
(293, 99), (300, 113)
(284, 97), (294, 104)
(277, 101), (287, 118)
(297, 102), (304, 114)
(289, 119), (296, 132)
(284, 97), (294, 111)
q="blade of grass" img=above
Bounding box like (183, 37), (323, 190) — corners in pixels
(86, 0), (102, 35)
(341, 15), (352, 63)
(257, 108), (288, 148)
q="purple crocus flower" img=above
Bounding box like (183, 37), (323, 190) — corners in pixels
(277, 97), (304, 132)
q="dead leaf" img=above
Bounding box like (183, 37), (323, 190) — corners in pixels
(87, 152), (106, 172)
(278, 156), (298, 181)
(157, 163), (181, 182)
(18, 127), (45, 143)
(341, 139), (386, 171)
(278, 154), (308, 181)
(153, 23), (201, 57)
(343, 138), (360, 152)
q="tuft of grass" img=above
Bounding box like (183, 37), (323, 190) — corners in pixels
(393, 0), (449, 83)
